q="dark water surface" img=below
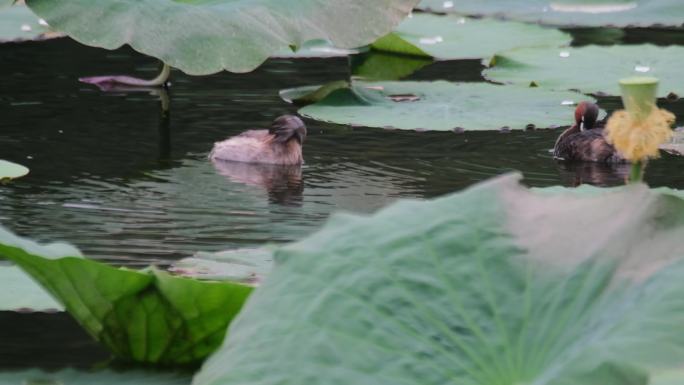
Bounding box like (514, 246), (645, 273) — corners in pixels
(2, 35), (684, 369)
(3, 39), (684, 266)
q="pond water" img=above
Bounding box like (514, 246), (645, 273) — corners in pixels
(2, 32), (684, 369)
(3, 38), (684, 267)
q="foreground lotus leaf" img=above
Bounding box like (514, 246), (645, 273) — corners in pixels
(0, 3), (58, 43)
(299, 81), (598, 131)
(0, 265), (63, 312)
(373, 13), (571, 60)
(0, 369), (190, 385)
(0, 159), (29, 181)
(25, 0), (418, 75)
(0, 225), (253, 364)
(194, 173), (684, 385)
(418, 0), (684, 28)
(484, 45), (684, 97)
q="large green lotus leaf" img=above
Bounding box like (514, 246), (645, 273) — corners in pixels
(373, 13), (571, 60)
(299, 81), (598, 131)
(0, 264), (63, 312)
(0, 159), (29, 181)
(417, 0), (684, 28)
(0, 3), (62, 43)
(0, 225), (253, 364)
(25, 0), (418, 75)
(0, 369), (190, 385)
(485, 45), (684, 97)
(652, 370), (684, 385)
(194, 173), (684, 385)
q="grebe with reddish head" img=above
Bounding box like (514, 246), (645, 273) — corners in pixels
(553, 102), (624, 163)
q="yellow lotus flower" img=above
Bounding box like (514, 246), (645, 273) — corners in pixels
(605, 107), (675, 161)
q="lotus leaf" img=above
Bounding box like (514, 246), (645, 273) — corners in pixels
(170, 248), (273, 286)
(273, 40), (361, 59)
(0, 3), (58, 43)
(373, 14), (571, 60)
(25, 0), (418, 75)
(299, 81), (599, 131)
(0, 225), (253, 364)
(484, 45), (684, 97)
(0, 265), (62, 312)
(350, 51), (433, 81)
(417, 0), (684, 28)
(280, 81), (350, 105)
(194, 173), (684, 385)
(0, 369), (190, 385)
(0, 159), (29, 181)
(659, 129), (684, 156)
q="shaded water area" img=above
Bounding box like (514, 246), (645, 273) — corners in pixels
(2, 32), (684, 369)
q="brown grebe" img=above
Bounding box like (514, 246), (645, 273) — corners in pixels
(210, 115), (306, 165)
(553, 102), (624, 163)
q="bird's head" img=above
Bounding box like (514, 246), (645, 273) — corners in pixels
(270, 115), (307, 144)
(575, 102), (600, 131)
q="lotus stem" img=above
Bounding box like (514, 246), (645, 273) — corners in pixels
(80, 62), (171, 88)
(606, 76), (675, 185)
(628, 159), (645, 183)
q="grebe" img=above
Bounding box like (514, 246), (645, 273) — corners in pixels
(553, 102), (624, 163)
(210, 115), (306, 165)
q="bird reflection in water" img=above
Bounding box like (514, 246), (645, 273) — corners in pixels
(556, 161), (631, 187)
(211, 160), (304, 206)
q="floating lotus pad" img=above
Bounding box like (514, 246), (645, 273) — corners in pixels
(26, 0), (418, 75)
(0, 225), (253, 364)
(272, 39), (362, 59)
(194, 173), (684, 385)
(373, 13), (571, 60)
(298, 81), (599, 131)
(170, 248), (273, 286)
(351, 51), (433, 81)
(417, 0), (684, 28)
(485, 45), (684, 97)
(0, 159), (29, 181)
(280, 80), (350, 105)
(0, 4), (60, 43)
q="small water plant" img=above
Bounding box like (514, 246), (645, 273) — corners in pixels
(605, 76), (675, 183)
